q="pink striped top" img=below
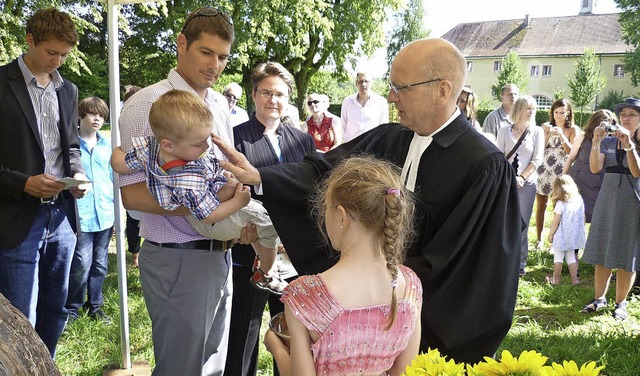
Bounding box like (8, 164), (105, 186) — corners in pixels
(281, 265), (422, 375)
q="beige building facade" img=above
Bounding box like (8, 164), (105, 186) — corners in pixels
(443, 3), (636, 110)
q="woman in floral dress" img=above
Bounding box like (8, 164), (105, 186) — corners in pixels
(535, 98), (580, 249)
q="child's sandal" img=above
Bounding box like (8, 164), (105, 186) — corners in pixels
(250, 268), (288, 295)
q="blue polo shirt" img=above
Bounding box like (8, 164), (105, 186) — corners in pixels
(77, 132), (114, 232)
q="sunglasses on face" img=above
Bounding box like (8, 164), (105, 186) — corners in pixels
(307, 100), (320, 106)
(224, 93), (238, 101)
(182, 8), (233, 33)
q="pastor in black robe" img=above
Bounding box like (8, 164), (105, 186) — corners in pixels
(258, 112), (521, 364)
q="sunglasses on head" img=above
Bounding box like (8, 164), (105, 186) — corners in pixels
(182, 8), (233, 33)
(307, 100), (320, 106)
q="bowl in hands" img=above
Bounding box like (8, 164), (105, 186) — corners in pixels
(269, 311), (290, 348)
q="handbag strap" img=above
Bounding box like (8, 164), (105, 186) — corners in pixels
(505, 128), (530, 160)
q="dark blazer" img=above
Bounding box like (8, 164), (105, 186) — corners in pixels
(232, 115), (316, 268)
(234, 115), (316, 169)
(0, 59), (83, 248)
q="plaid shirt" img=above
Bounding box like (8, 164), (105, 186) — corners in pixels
(118, 69), (232, 242)
(125, 136), (227, 221)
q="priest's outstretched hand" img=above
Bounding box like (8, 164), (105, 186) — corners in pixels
(211, 134), (262, 185)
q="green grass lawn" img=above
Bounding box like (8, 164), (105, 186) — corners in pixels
(54, 213), (640, 375)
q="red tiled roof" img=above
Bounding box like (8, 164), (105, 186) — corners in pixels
(442, 13), (631, 58)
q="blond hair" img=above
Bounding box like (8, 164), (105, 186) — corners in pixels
(314, 156), (415, 329)
(149, 90), (212, 142)
(510, 95), (538, 127)
(550, 175), (581, 203)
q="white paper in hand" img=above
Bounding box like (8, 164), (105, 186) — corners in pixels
(57, 177), (92, 189)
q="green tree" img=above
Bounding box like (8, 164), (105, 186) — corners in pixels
(1, 1), (97, 76)
(597, 89), (626, 111)
(385, 0), (429, 77)
(225, 0), (400, 118)
(491, 51), (528, 101)
(616, 0), (640, 87)
(3, 0), (399, 119)
(567, 48), (606, 124)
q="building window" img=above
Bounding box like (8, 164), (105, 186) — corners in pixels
(494, 61), (502, 72)
(533, 95), (552, 110)
(614, 64), (624, 77)
(542, 65), (552, 77)
(530, 65), (540, 77)
(466, 61), (473, 72)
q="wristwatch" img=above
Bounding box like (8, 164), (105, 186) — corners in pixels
(623, 145), (635, 152)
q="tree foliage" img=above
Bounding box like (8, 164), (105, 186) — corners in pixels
(2, 0), (399, 118)
(616, 0), (640, 87)
(567, 48), (606, 124)
(224, 0), (400, 118)
(385, 0), (429, 77)
(490, 51), (528, 101)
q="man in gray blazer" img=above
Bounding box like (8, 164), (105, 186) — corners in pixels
(0, 8), (87, 357)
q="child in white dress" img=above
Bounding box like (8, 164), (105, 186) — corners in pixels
(546, 175), (586, 285)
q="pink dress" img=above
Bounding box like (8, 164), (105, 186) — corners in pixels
(281, 265), (422, 376)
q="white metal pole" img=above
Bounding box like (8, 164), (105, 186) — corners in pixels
(106, 0), (131, 369)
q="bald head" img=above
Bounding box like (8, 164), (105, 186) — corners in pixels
(396, 38), (466, 105)
(389, 38), (467, 135)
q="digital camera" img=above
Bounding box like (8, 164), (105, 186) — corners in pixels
(602, 121), (618, 134)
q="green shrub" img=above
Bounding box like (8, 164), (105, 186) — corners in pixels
(597, 89), (626, 111)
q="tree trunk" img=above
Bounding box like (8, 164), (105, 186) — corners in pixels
(0, 293), (61, 376)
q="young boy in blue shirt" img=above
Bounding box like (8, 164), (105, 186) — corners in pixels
(66, 97), (114, 322)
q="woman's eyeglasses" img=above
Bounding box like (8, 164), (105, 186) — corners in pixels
(182, 8), (232, 33)
(307, 100), (320, 106)
(256, 90), (288, 101)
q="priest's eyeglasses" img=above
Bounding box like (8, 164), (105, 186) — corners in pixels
(182, 8), (233, 33)
(388, 78), (442, 95)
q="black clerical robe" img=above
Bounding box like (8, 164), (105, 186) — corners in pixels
(260, 113), (521, 364)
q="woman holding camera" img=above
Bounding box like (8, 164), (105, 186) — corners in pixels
(581, 98), (640, 321)
(563, 110), (615, 222)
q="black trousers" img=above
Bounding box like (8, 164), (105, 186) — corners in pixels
(224, 246), (289, 376)
(125, 211), (140, 254)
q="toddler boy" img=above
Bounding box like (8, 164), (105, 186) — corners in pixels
(112, 90), (286, 294)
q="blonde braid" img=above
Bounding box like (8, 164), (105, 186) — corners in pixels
(383, 188), (411, 330)
(311, 155), (415, 330)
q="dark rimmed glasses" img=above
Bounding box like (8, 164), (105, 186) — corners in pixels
(182, 8), (233, 33)
(307, 100), (320, 106)
(256, 90), (288, 101)
(388, 78), (442, 95)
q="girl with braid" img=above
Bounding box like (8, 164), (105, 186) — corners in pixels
(264, 156), (423, 376)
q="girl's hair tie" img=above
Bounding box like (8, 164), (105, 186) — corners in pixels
(386, 188), (400, 196)
(391, 279), (398, 289)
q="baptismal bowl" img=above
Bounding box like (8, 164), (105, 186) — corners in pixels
(269, 311), (290, 348)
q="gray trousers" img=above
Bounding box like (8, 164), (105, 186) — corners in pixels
(518, 181), (537, 270)
(139, 241), (232, 376)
